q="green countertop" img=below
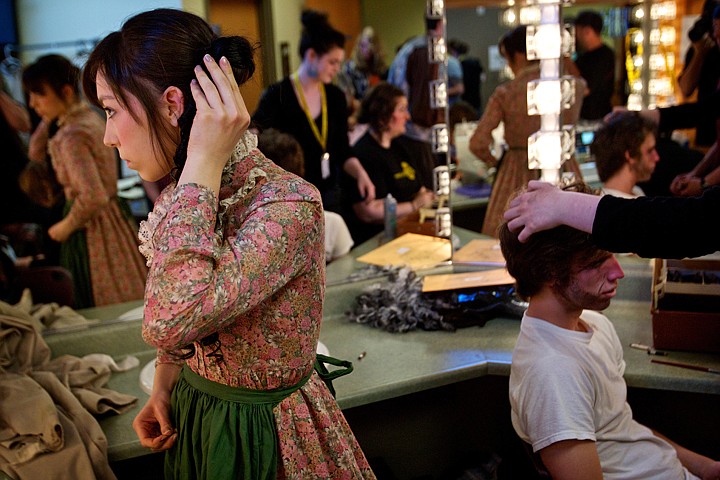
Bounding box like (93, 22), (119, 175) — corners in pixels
(41, 229), (720, 463)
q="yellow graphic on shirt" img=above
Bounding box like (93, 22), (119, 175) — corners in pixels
(394, 162), (416, 181)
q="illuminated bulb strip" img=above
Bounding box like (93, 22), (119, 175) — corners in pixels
(428, 35), (447, 63)
(431, 124), (449, 153)
(429, 80), (448, 108)
(520, 6), (542, 24)
(527, 77), (576, 115)
(650, 1), (676, 20)
(527, 24), (562, 59)
(427, 0), (445, 18)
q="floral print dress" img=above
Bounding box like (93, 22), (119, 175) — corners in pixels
(48, 104), (147, 306)
(139, 132), (375, 479)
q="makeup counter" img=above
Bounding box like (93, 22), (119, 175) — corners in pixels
(40, 227), (720, 478)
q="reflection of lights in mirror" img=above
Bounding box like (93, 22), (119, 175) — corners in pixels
(524, 0), (573, 185)
(425, 0), (453, 241)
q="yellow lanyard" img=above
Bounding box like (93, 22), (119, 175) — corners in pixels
(292, 73), (328, 151)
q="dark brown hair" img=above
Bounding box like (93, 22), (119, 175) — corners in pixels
(82, 8), (256, 176)
(299, 9), (345, 58)
(499, 25), (528, 60)
(591, 111), (657, 183)
(23, 54), (80, 98)
(498, 183), (610, 300)
(258, 128), (305, 177)
(357, 82), (404, 133)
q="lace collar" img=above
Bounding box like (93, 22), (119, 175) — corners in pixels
(138, 131), (263, 266)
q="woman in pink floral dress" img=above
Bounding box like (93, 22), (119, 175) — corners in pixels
(82, 9), (375, 479)
(23, 54), (147, 308)
(469, 26), (585, 238)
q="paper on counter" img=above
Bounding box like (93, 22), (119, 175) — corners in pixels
(356, 233), (452, 270)
(451, 239), (506, 266)
(422, 268), (514, 292)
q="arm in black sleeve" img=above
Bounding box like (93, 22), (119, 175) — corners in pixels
(591, 187), (720, 259)
(658, 92), (720, 134)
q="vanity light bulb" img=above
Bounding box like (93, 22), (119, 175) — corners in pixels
(633, 31), (644, 45)
(428, 36), (447, 63)
(650, 1), (676, 20)
(627, 93), (643, 111)
(427, 0), (445, 18)
(519, 6), (541, 25)
(660, 27), (675, 46)
(527, 80), (562, 115)
(527, 24), (561, 60)
(632, 5), (645, 19)
(649, 78), (673, 96)
(502, 8), (517, 26)
(431, 125), (450, 154)
(528, 132), (563, 170)
(649, 54), (665, 71)
(429, 80), (448, 109)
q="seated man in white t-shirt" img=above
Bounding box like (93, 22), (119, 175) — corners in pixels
(498, 184), (720, 480)
(592, 111), (660, 199)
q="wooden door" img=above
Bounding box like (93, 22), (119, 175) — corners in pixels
(208, 0), (264, 112)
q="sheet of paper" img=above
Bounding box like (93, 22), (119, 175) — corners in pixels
(356, 233), (452, 270)
(452, 239), (506, 266)
(422, 268), (515, 292)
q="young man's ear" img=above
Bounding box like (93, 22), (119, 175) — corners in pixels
(162, 86), (185, 127)
(624, 150), (636, 166)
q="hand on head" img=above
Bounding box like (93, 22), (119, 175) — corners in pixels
(185, 54), (251, 174)
(503, 181), (565, 242)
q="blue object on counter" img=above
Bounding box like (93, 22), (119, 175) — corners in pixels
(455, 182), (492, 198)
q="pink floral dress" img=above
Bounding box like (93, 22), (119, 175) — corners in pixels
(139, 132), (375, 479)
(48, 104), (147, 306)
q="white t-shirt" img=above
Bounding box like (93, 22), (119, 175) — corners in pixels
(510, 310), (698, 480)
(324, 211), (353, 263)
(601, 185), (645, 199)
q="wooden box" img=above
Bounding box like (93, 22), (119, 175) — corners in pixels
(651, 256), (720, 353)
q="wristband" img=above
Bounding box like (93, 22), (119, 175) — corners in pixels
(700, 176), (708, 190)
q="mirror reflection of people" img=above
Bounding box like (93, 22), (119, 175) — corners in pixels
(499, 185), (720, 479)
(344, 83), (436, 244)
(23, 54), (146, 308)
(592, 112), (660, 198)
(573, 10), (615, 121)
(677, 2), (720, 148)
(469, 26), (585, 237)
(258, 128), (354, 262)
(253, 9), (375, 214)
(82, 9), (375, 478)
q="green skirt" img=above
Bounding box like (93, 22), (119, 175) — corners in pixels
(59, 198), (136, 309)
(165, 366), (312, 480)
(59, 203), (92, 309)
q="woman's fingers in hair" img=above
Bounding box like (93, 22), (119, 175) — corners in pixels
(192, 54), (249, 129)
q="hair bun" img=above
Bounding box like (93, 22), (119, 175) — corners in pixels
(301, 9), (331, 31)
(207, 36), (256, 85)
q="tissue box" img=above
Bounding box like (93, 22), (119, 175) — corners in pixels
(651, 256), (720, 353)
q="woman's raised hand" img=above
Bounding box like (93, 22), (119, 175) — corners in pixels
(180, 54), (250, 192)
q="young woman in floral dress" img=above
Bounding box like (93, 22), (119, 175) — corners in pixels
(23, 55), (147, 308)
(82, 9), (375, 479)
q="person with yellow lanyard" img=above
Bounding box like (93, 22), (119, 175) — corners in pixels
(253, 9), (375, 214)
